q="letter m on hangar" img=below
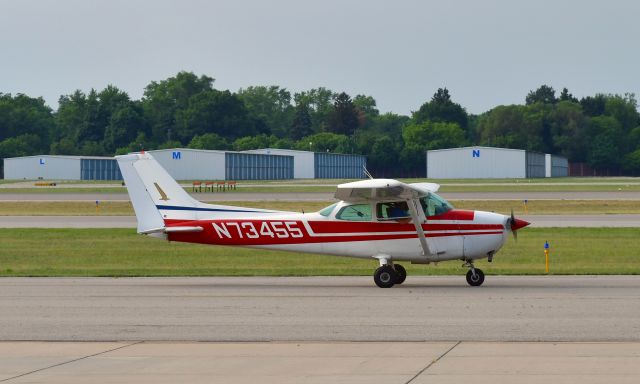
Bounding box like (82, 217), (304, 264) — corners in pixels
(472, 149), (480, 158)
(172, 151), (181, 160)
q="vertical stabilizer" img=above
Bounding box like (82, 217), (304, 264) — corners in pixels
(116, 153), (199, 233)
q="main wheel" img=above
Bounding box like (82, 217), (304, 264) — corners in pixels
(394, 264), (407, 284)
(374, 266), (397, 288)
(466, 268), (485, 286)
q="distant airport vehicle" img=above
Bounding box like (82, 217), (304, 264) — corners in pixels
(117, 153), (529, 287)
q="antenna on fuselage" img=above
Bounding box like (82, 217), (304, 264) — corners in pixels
(363, 166), (374, 180)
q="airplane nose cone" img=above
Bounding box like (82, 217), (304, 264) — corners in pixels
(511, 218), (530, 231)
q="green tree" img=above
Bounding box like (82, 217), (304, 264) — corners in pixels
(622, 149), (640, 174)
(526, 85), (557, 105)
(604, 94), (639, 133)
(353, 94), (379, 129)
(413, 88), (468, 130)
(103, 102), (146, 152)
(114, 132), (149, 155)
(50, 138), (79, 155)
(0, 93), (53, 148)
(232, 134), (276, 151)
(559, 87), (578, 102)
(549, 101), (589, 161)
(587, 116), (624, 169)
(293, 87), (335, 132)
(328, 92), (359, 136)
(0, 134), (42, 159)
(369, 113), (409, 141)
(290, 102), (313, 140)
(294, 132), (350, 153)
(476, 105), (545, 151)
(368, 135), (400, 174)
(176, 89), (262, 142)
(142, 72), (215, 144)
(402, 120), (468, 150)
(188, 133), (229, 150)
(238, 86), (293, 137)
(580, 94), (607, 117)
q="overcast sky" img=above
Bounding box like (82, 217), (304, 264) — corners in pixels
(1, 0), (638, 115)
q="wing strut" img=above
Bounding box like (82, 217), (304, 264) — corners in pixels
(407, 198), (433, 257)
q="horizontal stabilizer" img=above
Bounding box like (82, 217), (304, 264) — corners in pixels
(139, 226), (204, 235)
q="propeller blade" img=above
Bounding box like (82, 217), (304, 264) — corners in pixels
(508, 209), (530, 241)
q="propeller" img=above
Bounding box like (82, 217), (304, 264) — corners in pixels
(508, 208), (530, 241)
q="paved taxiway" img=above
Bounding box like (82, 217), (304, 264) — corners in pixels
(1, 214), (638, 228)
(2, 341), (639, 383)
(1, 190), (640, 201)
(1, 276), (638, 342)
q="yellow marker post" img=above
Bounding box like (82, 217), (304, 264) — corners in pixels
(95, 200), (100, 215)
(523, 199), (528, 214)
(544, 241), (550, 273)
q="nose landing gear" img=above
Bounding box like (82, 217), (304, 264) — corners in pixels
(464, 260), (485, 287)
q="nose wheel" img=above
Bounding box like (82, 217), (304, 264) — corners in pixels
(465, 266), (485, 286)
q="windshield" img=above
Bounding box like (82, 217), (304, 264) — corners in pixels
(420, 193), (454, 217)
(318, 203), (338, 217)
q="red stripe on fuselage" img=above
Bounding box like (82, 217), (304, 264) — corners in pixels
(162, 217), (504, 246)
(307, 221), (502, 234)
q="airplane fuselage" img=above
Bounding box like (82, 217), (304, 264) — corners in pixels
(165, 208), (509, 264)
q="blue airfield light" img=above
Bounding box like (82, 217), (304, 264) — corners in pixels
(544, 241), (549, 249)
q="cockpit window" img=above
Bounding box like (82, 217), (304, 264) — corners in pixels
(336, 204), (372, 221)
(318, 203), (337, 217)
(377, 201), (410, 221)
(420, 193), (454, 217)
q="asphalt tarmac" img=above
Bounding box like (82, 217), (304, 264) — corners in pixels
(1, 214), (638, 228)
(1, 276), (638, 342)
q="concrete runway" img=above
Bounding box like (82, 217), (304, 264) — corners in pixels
(1, 190), (640, 201)
(2, 276), (639, 383)
(1, 214), (638, 228)
(2, 341), (639, 384)
(1, 276), (639, 342)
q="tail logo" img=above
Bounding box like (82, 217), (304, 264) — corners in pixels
(154, 182), (170, 201)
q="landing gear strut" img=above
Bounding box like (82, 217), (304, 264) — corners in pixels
(464, 260), (485, 287)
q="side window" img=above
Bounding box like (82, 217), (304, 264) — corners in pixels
(336, 204), (372, 221)
(377, 201), (410, 221)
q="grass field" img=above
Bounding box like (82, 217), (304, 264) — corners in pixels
(0, 200), (638, 216)
(0, 228), (638, 277)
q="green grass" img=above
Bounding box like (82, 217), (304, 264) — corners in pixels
(0, 200), (638, 216)
(0, 228), (638, 276)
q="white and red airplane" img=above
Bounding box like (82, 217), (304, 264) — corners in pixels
(117, 152), (529, 288)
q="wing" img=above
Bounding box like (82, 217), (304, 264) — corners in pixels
(334, 179), (440, 203)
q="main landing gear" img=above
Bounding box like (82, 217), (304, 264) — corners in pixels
(464, 260), (485, 287)
(373, 264), (407, 288)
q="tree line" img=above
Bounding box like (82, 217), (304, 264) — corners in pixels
(1, 71), (639, 177)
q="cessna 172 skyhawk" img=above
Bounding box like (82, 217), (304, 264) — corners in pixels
(116, 152), (530, 288)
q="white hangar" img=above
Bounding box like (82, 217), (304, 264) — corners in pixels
(426, 146), (568, 179)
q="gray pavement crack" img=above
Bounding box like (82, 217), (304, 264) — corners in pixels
(405, 341), (461, 384)
(0, 341), (143, 382)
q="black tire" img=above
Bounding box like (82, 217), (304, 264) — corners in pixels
(394, 264), (407, 284)
(466, 268), (485, 287)
(374, 266), (397, 288)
